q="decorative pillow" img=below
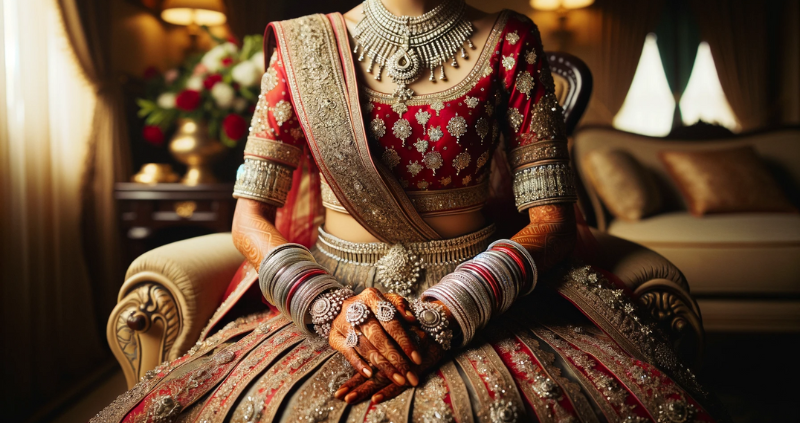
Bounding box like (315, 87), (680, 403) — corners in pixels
(582, 149), (663, 221)
(659, 146), (797, 216)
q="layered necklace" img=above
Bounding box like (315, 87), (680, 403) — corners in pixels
(353, 0), (474, 102)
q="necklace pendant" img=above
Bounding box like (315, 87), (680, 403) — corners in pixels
(392, 84), (414, 102)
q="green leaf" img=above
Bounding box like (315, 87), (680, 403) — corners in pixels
(239, 86), (256, 101)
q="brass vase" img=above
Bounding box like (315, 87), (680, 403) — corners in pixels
(169, 118), (226, 185)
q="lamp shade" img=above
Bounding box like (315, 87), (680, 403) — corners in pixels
(161, 0), (227, 26)
(530, 0), (594, 11)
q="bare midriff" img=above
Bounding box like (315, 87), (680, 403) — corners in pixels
(324, 208), (486, 243)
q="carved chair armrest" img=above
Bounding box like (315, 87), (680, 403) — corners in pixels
(589, 228), (704, 367)
(107, 233), (243, 388)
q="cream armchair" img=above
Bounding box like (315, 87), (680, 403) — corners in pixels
(108, 230), (704, 388)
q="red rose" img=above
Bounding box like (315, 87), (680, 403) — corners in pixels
(143, 66), (160, 80)
(222, 114), (247, 140)
(143, 125), (164, 146)
(203, 74), (222, 90)
(175, 90), (201, 111)
(221, 57), (234, 67)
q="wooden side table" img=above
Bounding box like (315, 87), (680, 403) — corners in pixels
(115, 183), (236, 266)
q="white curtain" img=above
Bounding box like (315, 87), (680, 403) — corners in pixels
(0, 0), (107, 417)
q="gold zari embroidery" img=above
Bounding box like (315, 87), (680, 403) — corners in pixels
(407, 182), (489, 216)
(508, 140), (570, 169)
(244, 136), (303, 168)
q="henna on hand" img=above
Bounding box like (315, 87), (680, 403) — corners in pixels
(337, 325), (445, 404)
(328, 289), (422, 389)
(231, 198), (287, 270)
(511, 204), (576, 273)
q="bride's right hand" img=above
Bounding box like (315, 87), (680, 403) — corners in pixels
(328, 289), (422, 387)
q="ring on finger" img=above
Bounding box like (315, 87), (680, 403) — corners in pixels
(346, 301), (370, 326)
(344, 328), (360, 348)
(374, 300), (396, 322)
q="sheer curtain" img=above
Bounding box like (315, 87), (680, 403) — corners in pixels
(0, 0), (107, 419)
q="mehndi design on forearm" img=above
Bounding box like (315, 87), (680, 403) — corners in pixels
(511, 203), (576, 273)
(232, 198), (285, 269)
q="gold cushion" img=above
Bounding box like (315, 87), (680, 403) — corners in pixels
(582, 149), (662, 221)
(660, 146), (797, 216)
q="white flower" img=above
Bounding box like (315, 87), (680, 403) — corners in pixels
(211, 83), (235, 108)
(186, 76), (204, 90)
(233, 97), (248, 112)
(231, 61), (260, 87)
(250, 51), (265, 73)
(157, 93), (176, 109)
(202, 42), (238, 72)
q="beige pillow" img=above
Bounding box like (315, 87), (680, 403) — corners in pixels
(659, 146), (797, 216)
(582, 149), (662, 221)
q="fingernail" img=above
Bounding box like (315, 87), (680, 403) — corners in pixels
(392, 373), (406, 386)
(345, 392), (357, 403)
(334, 387), (349, 399)
(405, 310), (414, 318)
(371, 394), (384, 404)
(411, 351), (422, 365)
(407, 371), (419, 386)
(363, 368), (372, 378)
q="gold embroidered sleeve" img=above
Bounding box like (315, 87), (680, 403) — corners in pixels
(233, 137), (302, 207)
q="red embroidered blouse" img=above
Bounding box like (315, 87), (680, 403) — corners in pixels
(247, 10), (567, 216)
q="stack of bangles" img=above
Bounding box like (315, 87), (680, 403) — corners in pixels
(259, 243), (353, 336)
(421, 239), (536, 347)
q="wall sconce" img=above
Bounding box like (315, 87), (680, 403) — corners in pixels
(530, 0), (594, 50)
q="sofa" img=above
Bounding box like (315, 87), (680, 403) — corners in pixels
(573, 126), (800, 333)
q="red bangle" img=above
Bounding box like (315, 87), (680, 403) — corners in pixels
(491, 245), (528, 281)
(285, 268), (327, 311)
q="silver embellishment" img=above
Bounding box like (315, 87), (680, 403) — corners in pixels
(375, 300), (396, 322)
(391, 102), (408, 116)
(407, 161), (423, 176)
(272, 100), (293, 126)
(476, 117), (489, 143)
(371, 118), (387, 139)
(505, 31), (520, 45)
(465, 96), (479, 108)
(502, 55), (516, 71)
(393, 118), (412, 146)
(513, 163), (578, 210)
(423, 151), (443, 175)
(416, 109), (431, 126)
(414, 138), (429, 153)
(507, 108), (524, 132)
(345, 328), (360, 348)
(345, 301), (370, 326)
(411, 299), (452, 350)
(376, 244), (422, 296)
(525, 50), (537, 65)
(428, 126), (443, 142)
(431, 100), (445, 116)
(446, 115), (468, 142)
(452, 151), (471, 175)
(213, 349), (235, 364)
(515, 71), (534, 100)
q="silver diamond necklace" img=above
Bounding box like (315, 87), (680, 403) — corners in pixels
(353, 0), (474, 103)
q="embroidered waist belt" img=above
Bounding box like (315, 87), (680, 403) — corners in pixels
(315, 224), (495, 296)
(315, 224), (495, 268)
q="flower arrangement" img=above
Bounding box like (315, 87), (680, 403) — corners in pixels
(138, 34), (264, 148)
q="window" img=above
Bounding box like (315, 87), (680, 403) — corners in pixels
(613, 34), (676, 136)
(679, 42), (740, 131)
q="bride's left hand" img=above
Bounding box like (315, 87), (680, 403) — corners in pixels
(334, 325), (445, 404)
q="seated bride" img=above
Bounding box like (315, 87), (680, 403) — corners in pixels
(95, 1), (725, 422)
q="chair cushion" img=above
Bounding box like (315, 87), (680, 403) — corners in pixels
(608, 212), (800, 294)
